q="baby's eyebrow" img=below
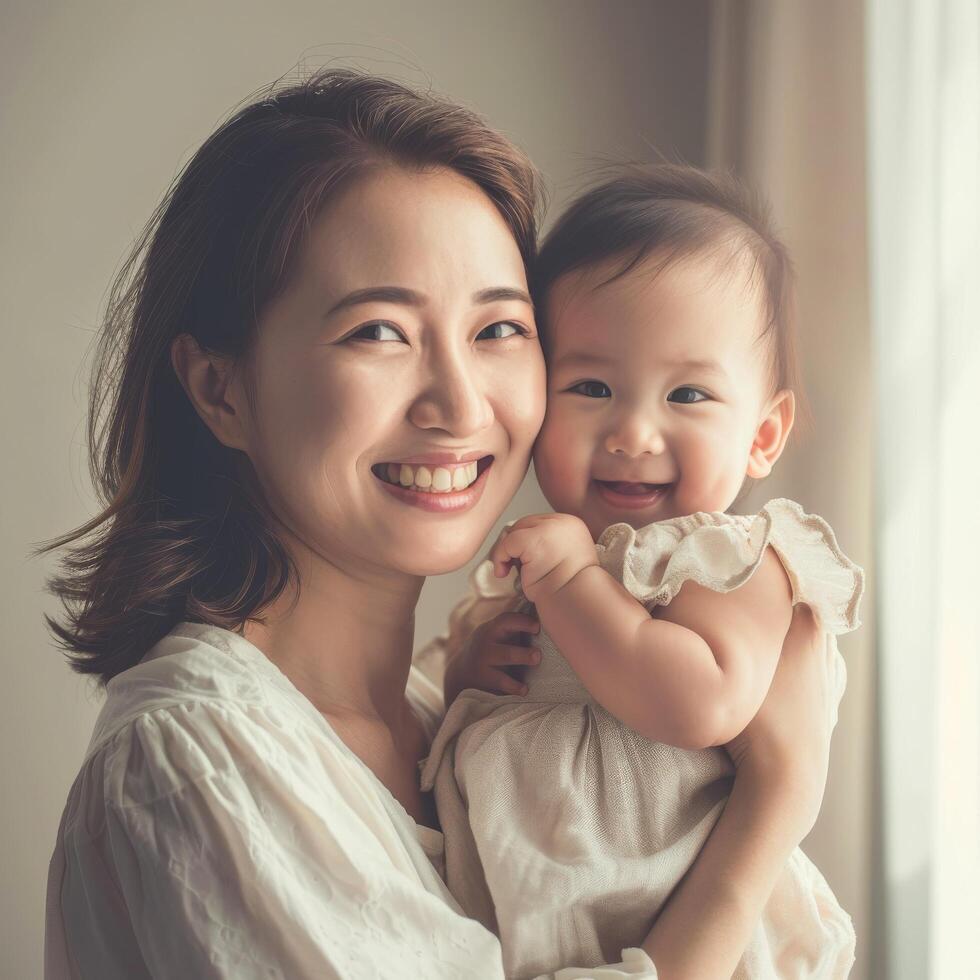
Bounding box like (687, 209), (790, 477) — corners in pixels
(552, 351), (618, 370)
(552, 352), (728, 377)
(662, 357), (728, 376)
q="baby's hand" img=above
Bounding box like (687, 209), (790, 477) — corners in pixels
(444, 612), (542, 705)
(489, 513), (599, 604)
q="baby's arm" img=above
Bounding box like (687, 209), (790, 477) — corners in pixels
(537, 548), (792, 748)
(490, 514), (793, 749)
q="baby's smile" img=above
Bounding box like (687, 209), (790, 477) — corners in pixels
(593, 478), (673, 511)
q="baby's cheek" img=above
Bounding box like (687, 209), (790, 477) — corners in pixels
(534, 416), (591, 512)
(677, 428), (745, 513)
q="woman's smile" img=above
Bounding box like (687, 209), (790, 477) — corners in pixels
(371, 454), (495, 511)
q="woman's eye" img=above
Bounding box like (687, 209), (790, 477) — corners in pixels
(476, 321), (525, 341)
(350, 321), (405, 342)
(667, 386), (709, 404)
(569, 380), (612, 399)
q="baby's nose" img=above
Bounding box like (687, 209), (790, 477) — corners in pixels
(603, 416), (666, 457)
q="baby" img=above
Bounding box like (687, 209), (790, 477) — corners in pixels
(418, 165), (864, 980)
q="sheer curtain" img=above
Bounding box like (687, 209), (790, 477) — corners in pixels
(867, 0), (980, 978)
(708, 0), (979, 976)
(707, 1), (876, 975)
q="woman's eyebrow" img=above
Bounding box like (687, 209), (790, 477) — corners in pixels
(472, 286), (533, 307)
(325, 285), (532, 318)
(325, 286), (425, 317)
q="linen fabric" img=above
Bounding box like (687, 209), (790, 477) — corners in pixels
(419, 499), (864, 980)
(44, 622), (658, 979)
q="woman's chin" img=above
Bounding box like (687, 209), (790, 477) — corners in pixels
(388, 533), (487, 577)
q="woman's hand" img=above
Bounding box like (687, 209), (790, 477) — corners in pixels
(443, 611), (541, 706)
(640, 605), (833, 979)
(725, 602), (833, 837)
(488, 513), (598, 603)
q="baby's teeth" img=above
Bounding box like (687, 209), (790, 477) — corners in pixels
(399, 465), (414, 487)
(467, 461), (478, 483)
(432, 467), (452, 492)
(451, 467), (469, 491)
(415, 466), (432, 489)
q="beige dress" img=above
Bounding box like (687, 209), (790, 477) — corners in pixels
(419, 499), (864, 980)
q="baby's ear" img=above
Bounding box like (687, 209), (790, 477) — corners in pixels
(746, 390), (795, 479)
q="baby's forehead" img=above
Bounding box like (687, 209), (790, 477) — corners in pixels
(544, 250), (768, 365)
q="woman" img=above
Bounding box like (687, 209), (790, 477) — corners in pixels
(43, 70), (835, 979)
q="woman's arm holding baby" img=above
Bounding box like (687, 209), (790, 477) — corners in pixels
(491, 514), (792, 749)
(641, 604), (832, 979)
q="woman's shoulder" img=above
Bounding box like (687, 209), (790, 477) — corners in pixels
(596, 499), (864, 633)
(78, 622), (355, 808)
(87, 622), (289, 744)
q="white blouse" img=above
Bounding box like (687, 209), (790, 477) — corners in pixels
(44, 622), (657, 979)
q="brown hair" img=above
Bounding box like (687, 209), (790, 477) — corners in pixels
(41, 69), (541, 685)
(532, 164), (801, 396)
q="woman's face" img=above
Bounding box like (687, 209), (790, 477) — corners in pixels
(237, 166), (546, 577)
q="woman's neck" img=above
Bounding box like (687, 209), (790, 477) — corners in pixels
(243, 535), (424, 730)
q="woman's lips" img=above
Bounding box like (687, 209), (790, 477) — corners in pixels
(373, 456), (494, 513)
(593, 479), (672, 510)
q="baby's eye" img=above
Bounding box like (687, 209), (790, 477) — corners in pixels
(667, 386), (709, 404)
(476, 321), (527, 341)
(350, 321), (406, 342)
(569, 380), (612, 399)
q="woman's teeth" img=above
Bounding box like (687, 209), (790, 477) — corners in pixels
(383, 461), (479, 493)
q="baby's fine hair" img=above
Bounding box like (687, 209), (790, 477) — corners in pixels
(533, 164), (802, 397)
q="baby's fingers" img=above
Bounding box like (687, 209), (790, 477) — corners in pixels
(488, 528), (522, 578)
(489, 525), (539, 577)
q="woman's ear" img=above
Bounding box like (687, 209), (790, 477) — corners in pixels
(746, 389), (795, 479)
(170, 334), (250, 451)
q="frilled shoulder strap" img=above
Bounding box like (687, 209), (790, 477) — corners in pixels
(468, 556), (522, 601)
(596, 499), (864, 635)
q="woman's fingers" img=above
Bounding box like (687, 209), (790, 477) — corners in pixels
(487, 642), (541, 667)
(487, 612), (540, 640)
(486, 668), (529, 697)
(481, 614), (541, 667)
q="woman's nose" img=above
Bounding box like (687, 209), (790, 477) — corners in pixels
(603, 412), (666, 458)
(408, 353), (494, 439)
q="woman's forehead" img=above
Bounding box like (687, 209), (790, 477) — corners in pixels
(298, 167), (527, 295)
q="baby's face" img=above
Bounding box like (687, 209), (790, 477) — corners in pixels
(534, 251), (781, 539)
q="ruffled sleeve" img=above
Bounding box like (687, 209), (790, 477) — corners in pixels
(596, 498), (864, 634)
